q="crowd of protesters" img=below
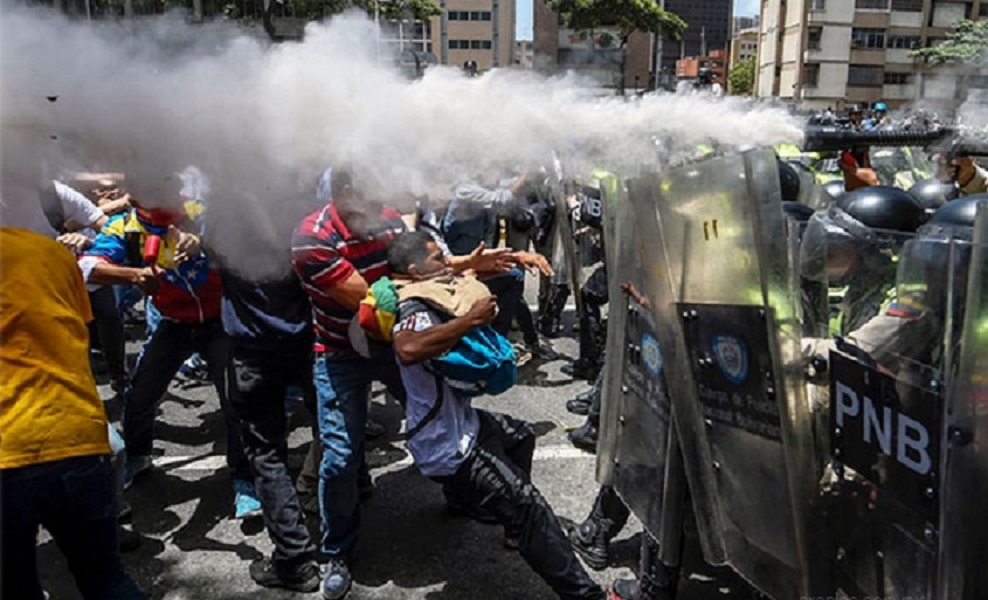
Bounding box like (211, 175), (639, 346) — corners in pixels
(1, 163), (614, 600)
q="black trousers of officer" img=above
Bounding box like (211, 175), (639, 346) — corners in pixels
(434, 411), (605, 600)
(227, 346), (317, 564)
(89, 285), (128, 386)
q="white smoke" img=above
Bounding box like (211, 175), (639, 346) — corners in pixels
(1, 6), (802, 277)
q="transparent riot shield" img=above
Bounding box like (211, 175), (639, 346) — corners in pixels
(596, 175), (687, 565)
(624, 149), (817, 599)
(816, 210), (988, 599)
(938, 206), (988, 599)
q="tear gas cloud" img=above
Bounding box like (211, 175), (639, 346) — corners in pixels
(0, 6), (802, 277)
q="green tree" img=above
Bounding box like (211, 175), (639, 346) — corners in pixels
(911, 18), (988, 65)
(728, 56), (755, 95)
(262, 0), (441, 41)
(546, 0), (686, 91)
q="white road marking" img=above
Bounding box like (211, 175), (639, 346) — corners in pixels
(158, 444), (593, 473)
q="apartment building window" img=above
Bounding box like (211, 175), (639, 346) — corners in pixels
(852, 28), (886, 48)
(803, 64), (820, 88)
(887, 35), (920, 49)
(807, 27), (823, 50)
(810, 0), (826, 10)
(884, 72), (912, 85)
(891, 0), (923, 11)
(855, 0), (889, 10)
(450, 39), (492, 50)
(848, 65), (884, 86)
(447, 10), (492, 21)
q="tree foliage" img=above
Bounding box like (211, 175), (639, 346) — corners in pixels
(728, 57), (754, 95)
(911, 19), (988, 66)
(547, 0), (686, 46)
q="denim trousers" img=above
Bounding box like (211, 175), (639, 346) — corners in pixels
(0, 455), (146, 600)
(228, 346), (317, 563)
(313, 351), (404, 557)
(123, 318), (250, 481)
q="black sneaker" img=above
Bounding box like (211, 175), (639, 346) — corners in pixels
(322, 557), (353, 600)
(249, 556), (320, 593)
(569, 518), (609, 571)
(569, 421), (599, 453)
(526, 338), (560, 361)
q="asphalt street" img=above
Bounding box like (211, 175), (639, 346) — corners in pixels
(38, 303), (754, 600)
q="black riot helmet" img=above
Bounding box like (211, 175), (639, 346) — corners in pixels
(908, 178), (953, 212)
(836, 185), (926, 233)
(777, 159), (801, 202)
(821, 179), (846, 202)
(800, 186), (922, 288)
(926, 194), (988, 232)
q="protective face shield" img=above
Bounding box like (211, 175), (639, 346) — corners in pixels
(799, 206), (882, 285)
(777, 159), (801, 203)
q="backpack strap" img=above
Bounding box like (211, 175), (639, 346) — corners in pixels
(404, 371), (445, 440)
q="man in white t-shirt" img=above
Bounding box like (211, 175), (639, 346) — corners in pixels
(387, 231), (606, 600)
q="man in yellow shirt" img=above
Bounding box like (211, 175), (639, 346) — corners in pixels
(0, 226), (145, 600)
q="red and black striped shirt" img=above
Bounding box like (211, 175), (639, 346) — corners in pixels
(291, 202), (406, 353)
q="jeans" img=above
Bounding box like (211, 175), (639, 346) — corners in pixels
(123, 318), (249, 481)
(313, 351), (405, 557)
(0, 455), (146, 600)
(228, 347), (316, 562)
(434, 411), (605, 600)
(483, 268), (525, 337)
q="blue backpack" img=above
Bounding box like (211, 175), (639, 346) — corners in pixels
(432, 324), (517, 397)
(398, 300), (517, 397)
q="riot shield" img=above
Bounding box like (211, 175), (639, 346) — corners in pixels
(624, 149), (817, 598)
(595, 174), (687, 564)
(938, 206), (988, 599)
(815, 207), (988, 599)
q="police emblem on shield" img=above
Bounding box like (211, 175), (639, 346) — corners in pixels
(711, 335), (748, 385)
(642, 332), (662, 375)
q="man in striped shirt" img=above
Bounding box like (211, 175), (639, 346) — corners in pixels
(291, 171), (408, 599)
(292, 169), (540, 599)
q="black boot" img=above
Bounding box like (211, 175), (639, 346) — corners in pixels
(569, 420), (598, 452)
(611, 534), (679, 599)
(568, 517), (612, 571)
(566, 388), (594, 416)
(562, 359), (601, 381)
(538, 284), (569, 338)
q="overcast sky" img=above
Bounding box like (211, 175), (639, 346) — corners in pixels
(516, 0), (760, 41)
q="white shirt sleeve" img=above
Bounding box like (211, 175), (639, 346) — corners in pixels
(53, 181), (103, 229)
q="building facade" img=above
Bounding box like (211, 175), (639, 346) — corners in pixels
(732, 14), (760, 36)
(532, 0), (652, 91)
(429, 0), (516, 71)
(513, 39), (534, 68)
(676, 48), (729, 84)
(655, 0), (732, 88)
(730, 27), (759, 66)
(756, 0), (984, 109)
